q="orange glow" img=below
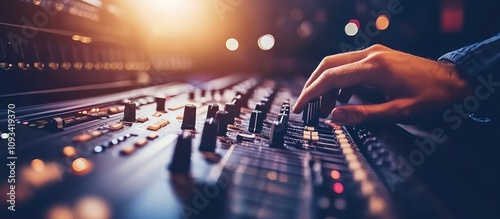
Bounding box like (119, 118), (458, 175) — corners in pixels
(376, 15), (390, 30)
(31, 159), (45, 172)
(330, 170), (341, 180)
(333, 182), (344, 194)
(72, 158), (92, 174)
(63, 146), (77, 157)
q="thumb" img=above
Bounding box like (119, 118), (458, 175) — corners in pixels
(330, 100), (411, 125)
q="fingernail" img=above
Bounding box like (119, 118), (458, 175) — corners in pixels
(331, 108), (349, 125)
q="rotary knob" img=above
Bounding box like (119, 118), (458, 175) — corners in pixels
(155, 97), (166, 112)
(169, 132), (192, 174)
(123, 102), (136, 122)
(181, 104), (197, 130)
(199, 118), (218, 152)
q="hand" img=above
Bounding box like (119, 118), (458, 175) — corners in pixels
(292, 44), (472, 125)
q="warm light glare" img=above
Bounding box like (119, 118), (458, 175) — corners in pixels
(258, 34), (275, 51)
(31, 159), (45, 172)
(376, 15), (390, 30)
(330, 170), (341, 180)
(72, 35), (82, 41)
(226, 38), (239, 51)
(72, 158), (91, 173)
(333, 182), (344, 194)
(345, 22), (359, 36)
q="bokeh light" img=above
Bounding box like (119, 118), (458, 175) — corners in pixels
(345, 20), (360, 36)
(376, 15), (390, 30)
(258, 34), (275, 51)
(226, 38), (239, 51)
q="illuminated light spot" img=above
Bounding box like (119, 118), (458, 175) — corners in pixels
(330, 170), (341, 180)
(74, 196), (112, 219)
(334, 198), (347, 210)
(361, 181), (375, 195)
(80, 37), (92, 44)
(297, 21), (313, 38)
(63, 146), (77, 157)
(72, 35), (82, 41)
(1, 133), (9, 139)
(267, 171), (278, 181)
(278, 173), (288, 183)
(46, 205), (75, 219)
(93, 146), (104, 153)
(258, 34), (275, 51)
(342, 147), (354, 154)
(225, 38), (239, 51)
(33, 0), (41, 6)
(376, 15), (390, 30)
(333, 182), (344, 194)
(345, 153), (357, 161)
(369, 196), (386, 215)
(31, 159), (45, 172)
(72, 158), (91, 174)
(345, 21), (359, 36)
(22, 122), (29, 125)
(353, 169), (367, 181)
(348, 160), (361, 170)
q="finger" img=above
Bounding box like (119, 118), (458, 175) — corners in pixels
(329, 99), (414, 125)
(302, 50), (369, 90)
(293, 60), (376, 113)
(337, 87), (357, 103)
(320, 88), (339, 118)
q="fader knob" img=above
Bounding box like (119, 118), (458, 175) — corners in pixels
(181, 104), (196, 130)
(215, 111), (229, 136)
(224, 103), (238, 124)
(248, 110), (264, 133)
(303, 98), (320, 126)
(270, 121), (286, 148)
(155, 97), (166, 112)
(123, 102), (136, 122)
(206, 103), (219, 119)
(169, 133), (192, 174)
(199, 118), (218, 152)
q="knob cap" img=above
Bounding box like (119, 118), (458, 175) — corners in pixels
(199, 118), (218, 152)
(270, 121), (286, 148)
(255, 102), (267, 118)
(181, 104), (197, 129)
(303, 98), (320, 126)
(248, 110), (264, 133)
(123, 102), (136, 122)
(169, 132), (192, 174)
(224, 103), (238, 124)
(278, 113), (289, 126)
(215, 111), (229, 136)
(155, 97), (166, 112)
(206, 103), (219, 119)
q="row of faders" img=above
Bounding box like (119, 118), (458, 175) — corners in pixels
(212, 85), (396, 219)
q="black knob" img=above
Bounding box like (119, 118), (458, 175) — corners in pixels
(181, 104), (196, 129)
(278, 113), (289, 126)
(201, 89), (207, 97)
(255, 102), (267, 118)
(215, 111), (229, 136)
(224, 103), (238, 124)
(169, 132), (192, 174)
(155, 97), (166, 112)
(199, 118), (218, 152)
(189, 90), (195, 100)
(248, 110), (264, 133)
(270, 121), (286, 148)
(206, 103), (219, 119)
(303, 98), (320, 126)
(123, 102), (136, 122)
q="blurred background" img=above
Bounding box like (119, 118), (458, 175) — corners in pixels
(1, 0), (500, 97)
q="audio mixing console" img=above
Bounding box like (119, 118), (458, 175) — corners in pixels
(1, 75), (456, 219)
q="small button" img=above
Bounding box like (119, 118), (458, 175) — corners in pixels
(135, 139), (148, 147)
(73, 133), (93, 142)
(147, 124), (161, 131)
(90, 130), (103, 137)
(147, 133), (159, 140)
(152, 112), (162, 117)
(120, 146), (136, 155)
(136, 117), (149, 123)
(109, 123), (124, 131)
(110, 139), (119, 145)
(158, 119), (170, 127)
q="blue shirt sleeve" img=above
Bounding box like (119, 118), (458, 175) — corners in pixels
(438, 33), (500, 81)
